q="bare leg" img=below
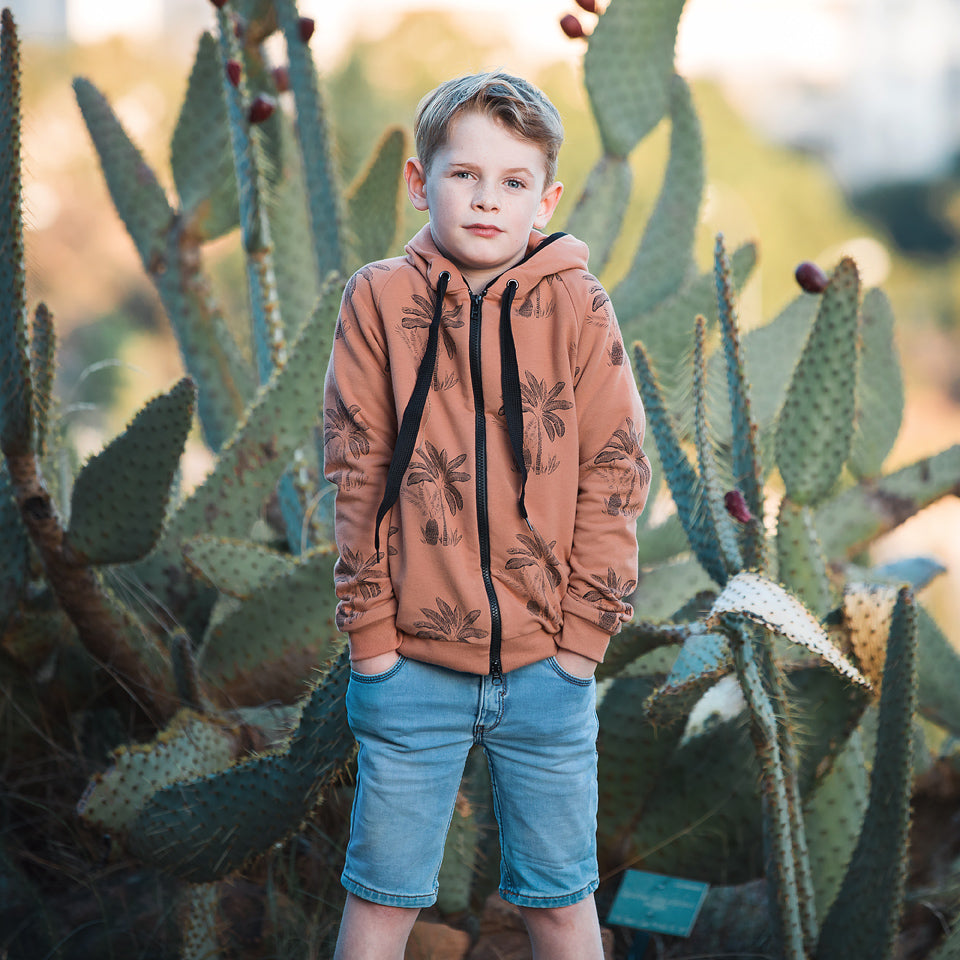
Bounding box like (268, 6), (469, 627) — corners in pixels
(332, 892), (421, 960)
(518, 894), (605, 960)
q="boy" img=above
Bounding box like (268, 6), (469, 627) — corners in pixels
(323, 70), (651, 960)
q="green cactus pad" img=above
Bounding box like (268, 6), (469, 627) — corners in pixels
(815, 444), (960, 560)
(563, 155), (632, 277)
(632, 556), (716, 625)
(625, 705), (765, 883)
(775, 498), (830, 618)
(179, 883), (221, 960)
(597, 617), (691, 681)
(133, 281), (341, 634)
(77, 708), (242, 835)
(76, 75), (251, 449)
(268, 113), (321, 343)
(436, 790), (480, 915)
(0, 462), (29, 630)
(612, 74), (702, 316)
(583, 0), (686, 158)
(848, 288), (904, 480)
(714, 236), (765, 567)
(183, 535), (295, 598)
(65, 377), (197, 565)
(708, 572), (870, 688)
(644, 628), (732, 726)
(274, 0), (345, 278)
(596, 673), (689, 856)
(172, 32), (239, 241)
(73, 77), (172, 268)
(346, 126), (407, 271)
(633, 341), (728, 585)
(916, 604), (960, 736)
(817, 588), (917, 960)
(802, 726), (868, 921)
(0, 9), (31, 459)
(775, 257), (861, 506)
(29, 304), (55, 456)
(198, 545), (341, 705)
(692, 314), (742, 578)
(127, 650), (351, 882)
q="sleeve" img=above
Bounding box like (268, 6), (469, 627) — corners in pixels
(322, 271), (402, 661)
(558, 274), (652, 662)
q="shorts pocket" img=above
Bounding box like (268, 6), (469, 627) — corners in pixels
(547, 656), (596, 687)
(349, 655), (407, 684)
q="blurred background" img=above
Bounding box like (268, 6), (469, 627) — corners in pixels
(10, 0), (960, 641)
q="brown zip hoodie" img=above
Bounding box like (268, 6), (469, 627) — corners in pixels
(323, 224), (651, 675)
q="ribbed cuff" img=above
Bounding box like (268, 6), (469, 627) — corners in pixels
(347, 619), (401, 661)
(556, 613), (612, 663)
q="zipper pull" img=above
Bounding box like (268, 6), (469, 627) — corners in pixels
(490, 659), (503, 685)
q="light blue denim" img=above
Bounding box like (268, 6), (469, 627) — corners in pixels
(342, 655), (600, 909)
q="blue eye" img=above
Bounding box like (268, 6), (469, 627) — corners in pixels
(506, 178), (525, 190)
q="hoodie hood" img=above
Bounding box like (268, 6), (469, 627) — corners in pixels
(404, 223), (590, 299)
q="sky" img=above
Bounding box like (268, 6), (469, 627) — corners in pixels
(16, 0), (851, 84)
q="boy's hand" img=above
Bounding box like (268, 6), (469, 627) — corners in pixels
(554, 649), (598, 679)
(351, 651), (401, 675)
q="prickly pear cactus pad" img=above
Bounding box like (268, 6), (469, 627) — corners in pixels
(0, 8), (31, 460)
(584, 0), (686, 158)
(776, 257), (861, 506)
(126, 650), (352, 882)
(708, 572), (871, 688)
(77, 709), (243, 835)
(64, 377), (197, 565)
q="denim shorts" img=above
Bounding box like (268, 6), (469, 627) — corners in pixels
(342, 655), (600, 909)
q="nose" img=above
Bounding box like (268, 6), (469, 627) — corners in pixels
(472, 182), (500, 211)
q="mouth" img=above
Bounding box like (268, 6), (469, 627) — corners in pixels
(464, 224), (502, 237)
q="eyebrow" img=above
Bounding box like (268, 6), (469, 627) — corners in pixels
(446, 161), (537, 178)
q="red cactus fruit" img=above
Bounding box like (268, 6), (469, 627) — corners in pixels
(576, 0), (598, 12)
(210, 0), (228, 8)
(248, 93), (276, 124)
(298, 17), (315, 42)
(226, 59), (241, 87)
(272, 65), (290, 93)
(795, 261), (828, 294)
(724, 490), (753, 524)
(560, 14), (585, 38)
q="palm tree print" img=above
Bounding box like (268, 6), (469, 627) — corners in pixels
(593, 417), (651, 517)
(520, 371), (572, 474)
(333, 545), (389, 629)
(405, 442), (470, 547)
(414, 597), (488, 642)
(583, 567), (637, 631)
(323, 396), (371, 489)
(401, 294), (464, 388)
(505, 531), (563, 620)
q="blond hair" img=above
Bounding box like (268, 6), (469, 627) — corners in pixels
(414, 71), (564, 185)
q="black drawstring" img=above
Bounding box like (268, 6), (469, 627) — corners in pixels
(374, 270), (450, 555)
(499, 279), (531, 528)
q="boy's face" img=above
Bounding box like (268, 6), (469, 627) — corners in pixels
(404, 110), (563, 293)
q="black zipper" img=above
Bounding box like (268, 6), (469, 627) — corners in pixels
(469, 291), (503, 683)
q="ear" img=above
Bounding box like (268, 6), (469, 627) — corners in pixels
(404, 157), (430, 212)
(534, 180), (564, 230)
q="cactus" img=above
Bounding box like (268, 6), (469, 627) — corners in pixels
(2, 0), (959, 955)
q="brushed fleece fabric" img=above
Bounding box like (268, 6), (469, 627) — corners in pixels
(323, 224), (651, 674)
